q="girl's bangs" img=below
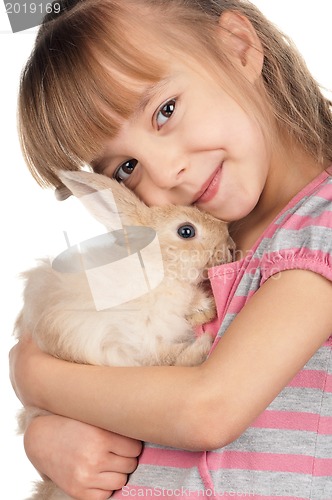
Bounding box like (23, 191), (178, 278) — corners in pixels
(19, 0), (168, 187)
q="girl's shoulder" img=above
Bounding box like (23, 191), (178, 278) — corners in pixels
(279, 166), (332, 220)
(261, 167), (332, 285)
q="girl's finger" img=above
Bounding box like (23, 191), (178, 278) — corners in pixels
(87, 471), (129, 492)
(105, 453), (138, 474)
(104, 432), (142, 458)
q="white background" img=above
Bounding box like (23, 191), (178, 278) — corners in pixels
(1, 1), (331, 498)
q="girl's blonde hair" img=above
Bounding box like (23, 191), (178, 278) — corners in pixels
(19, 0), (332, 188)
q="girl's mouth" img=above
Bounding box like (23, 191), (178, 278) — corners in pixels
(194, 166), (222, 204)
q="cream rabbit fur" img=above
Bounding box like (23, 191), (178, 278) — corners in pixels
(15, 170), (234, 499)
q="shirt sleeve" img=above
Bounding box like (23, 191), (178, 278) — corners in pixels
(260, 186), (332, 285)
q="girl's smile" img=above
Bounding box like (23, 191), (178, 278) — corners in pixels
(193, 165), (223, 205)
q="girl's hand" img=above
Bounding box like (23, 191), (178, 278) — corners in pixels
(25, 415), (142, 500)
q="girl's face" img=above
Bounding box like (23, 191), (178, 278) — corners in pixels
(93, 58), (270, 222)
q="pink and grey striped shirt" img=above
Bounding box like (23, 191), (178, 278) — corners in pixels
(114, 167), (332, 500)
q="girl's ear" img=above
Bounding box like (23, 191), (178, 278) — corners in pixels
(218, 11), (264, 83)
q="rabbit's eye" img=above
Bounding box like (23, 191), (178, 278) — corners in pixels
(177, 224), (196, 239)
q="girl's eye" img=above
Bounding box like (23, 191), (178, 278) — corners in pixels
(155, 99), (176, 129)
(177, 224), (196, 239)
(113, 159), (138, 183)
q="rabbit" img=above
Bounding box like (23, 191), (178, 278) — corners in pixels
(15, 170), (234, 499)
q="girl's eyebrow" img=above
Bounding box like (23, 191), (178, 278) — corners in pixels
(135, 76), (173, 114)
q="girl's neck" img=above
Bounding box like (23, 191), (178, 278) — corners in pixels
(230, 148), (328, 258)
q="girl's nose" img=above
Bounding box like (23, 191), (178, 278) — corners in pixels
(142, 148), (188, 190)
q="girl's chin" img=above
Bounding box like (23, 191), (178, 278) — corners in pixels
(201, 197), (258, 223)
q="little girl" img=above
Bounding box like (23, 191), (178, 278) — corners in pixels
(10, 0), (332, 499)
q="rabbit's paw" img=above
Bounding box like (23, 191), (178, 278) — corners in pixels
(175, 333), (213, 366)
(187, 296), (216, 327)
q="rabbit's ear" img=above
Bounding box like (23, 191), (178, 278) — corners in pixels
(58, 170), (114, 198)
(58, 170), (151, 229)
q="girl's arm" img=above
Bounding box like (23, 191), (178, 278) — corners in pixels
(10, 269), (332, 451)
